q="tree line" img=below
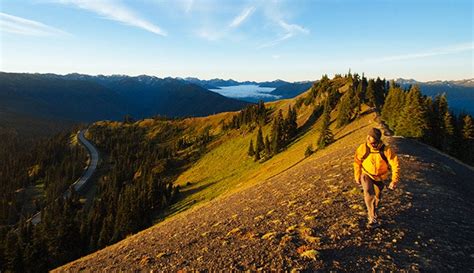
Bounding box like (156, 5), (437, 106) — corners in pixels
(382, 83), (474, 164)
(222, 100), (268, 130)
(248, 106), (298, 161)
(0, 118), (213, 272)
(0, 128), (87, 272)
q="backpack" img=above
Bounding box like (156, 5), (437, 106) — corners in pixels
(361, 143), (389, 167)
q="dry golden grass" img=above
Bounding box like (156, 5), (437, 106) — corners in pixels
(164, 92), (377, 221)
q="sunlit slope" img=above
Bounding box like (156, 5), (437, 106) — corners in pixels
(164, 90), (369, 219)
(55, 105), (386, 272)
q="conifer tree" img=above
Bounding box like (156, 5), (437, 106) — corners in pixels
(255, 127), (264, 160)
(5, 230), (24, 272)
(374, 77), (385, 107)
(264, 135), (272, 156)
(443, 111), (455, 153)
(395, 85), (427, 138)
(435, 94), (449, 118)
(317, 99), (333, 149)
(354, 83), (362, 116)
(336, 90), (352, 128)
(426, 94), (448, 148)
(461, 115), (474, 163)
(462, 115), (474, 140)
(423, 96), (436, 145)
(381, 85), (405, 129)
(248, 139), (255, 157)
(305, 144), (314, 157)
(286, 105), (298, 139)
(366, 79), (376, 107)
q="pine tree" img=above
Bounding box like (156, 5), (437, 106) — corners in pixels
(286, 106), (298, 139)
(462, 115), (474, 140)
(366, 79), (376, 107)
(247, 139), (255, 157)
(374, 77), (385, 107)
(395, 85), (427, 138)
(423, 96), (436, 145)
(429, 94), (449, 148)
(4, 230), (24, 272)
(305, 144), (314, 157)
(317, 99), (333, 149)
(256, 127), (264, 152)
(461, 115), (474, 163)
(257, 100), (267, 125)
(264, 135), (272, 156)
(255, 127), (264, 161)
(336, 90), (352, 128)
(381, 85), (405, 130)
(443, 111), (455, 153)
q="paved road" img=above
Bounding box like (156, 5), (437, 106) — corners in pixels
(65, 130), (99, 196)
(31, 129), (99, 225)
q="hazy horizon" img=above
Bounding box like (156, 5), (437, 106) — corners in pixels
(1, 70), (473, 84)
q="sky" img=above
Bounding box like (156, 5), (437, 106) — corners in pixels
(0, 0), (473, 82)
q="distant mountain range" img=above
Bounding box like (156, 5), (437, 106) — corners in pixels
(269, 82), (313, 99)
(395, 78), (474, 87)
(188, 76), (473, 113)
(0, 72), (251, 123)
(185, 78), (313, 103)
(1, 72), (472, 127)
(394, 78), (474, 114)
(183, 78), (293, 90)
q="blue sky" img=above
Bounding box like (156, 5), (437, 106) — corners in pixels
(0, 0), (472, 81)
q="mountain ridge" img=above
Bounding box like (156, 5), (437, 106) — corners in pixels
(54, 111), (474, 271)
(0, 72), (251, 123)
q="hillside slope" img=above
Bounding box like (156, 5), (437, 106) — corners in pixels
(55, 112), (474, 271)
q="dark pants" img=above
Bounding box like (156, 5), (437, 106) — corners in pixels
(361, 173), (385, 221)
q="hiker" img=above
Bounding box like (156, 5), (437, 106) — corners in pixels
(353, 128), (399, 227)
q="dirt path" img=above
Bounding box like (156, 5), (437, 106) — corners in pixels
(56, 132), (474, 271)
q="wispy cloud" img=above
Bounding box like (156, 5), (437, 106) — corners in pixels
(196, 28), (222, 41)
(257, 19), (309, 49)
(367, 42), (474, 63)
(0, 12), (69, 36)
(184, 0), (194, 13)
(197, 6), (256, 41)
(56, 0), (167, 36)
(229, 6), (255, 28)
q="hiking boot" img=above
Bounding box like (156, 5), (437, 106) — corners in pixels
(366, 218), (379, 229)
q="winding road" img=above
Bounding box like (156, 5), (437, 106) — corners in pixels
(30, 129), (99, 225)
(64, 130), (99, 197)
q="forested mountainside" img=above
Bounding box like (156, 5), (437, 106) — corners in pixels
(1, 73), (473, 272)
(0, 72), (250, 123)
(57, 74), (474, 271)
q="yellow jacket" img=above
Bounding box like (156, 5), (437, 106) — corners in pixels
(353, 142), (399, 184)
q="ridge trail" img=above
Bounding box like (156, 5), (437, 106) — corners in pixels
(56, 121), (474, 271)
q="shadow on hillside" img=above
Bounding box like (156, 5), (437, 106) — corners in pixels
(319, 235), (413, 271)
(154, 181), (217, 221)
(298, 105), (323, 136)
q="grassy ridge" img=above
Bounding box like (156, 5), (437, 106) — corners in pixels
(162, 93), (372, 221)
